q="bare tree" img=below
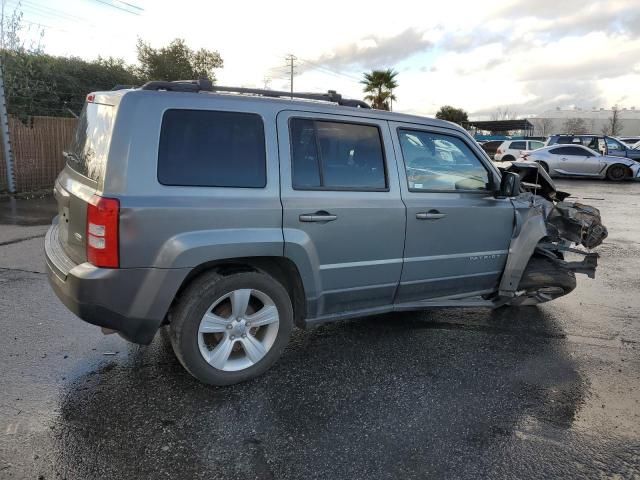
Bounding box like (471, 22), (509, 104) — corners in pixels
(602, 105), (623, 136)
(491, 106), (518, 121)
(531, 117), (555, 136)
(563, 118), (588, 134)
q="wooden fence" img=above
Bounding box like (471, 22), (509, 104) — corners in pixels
(0, 115), (78, 193)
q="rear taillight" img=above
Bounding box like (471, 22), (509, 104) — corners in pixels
(497, 148), (502, 154)
(86, 195), (119, 268)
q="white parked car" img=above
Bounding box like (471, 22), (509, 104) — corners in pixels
(521, 144), (640, 181)
(494, 139), (545, 162)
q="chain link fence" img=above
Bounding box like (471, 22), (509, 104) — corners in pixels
(0, 115), (77, 193)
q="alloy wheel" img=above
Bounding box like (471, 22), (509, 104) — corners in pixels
(197, 289), (280, 371)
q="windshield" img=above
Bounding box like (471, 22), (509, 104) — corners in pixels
(65, 102), (115, 183)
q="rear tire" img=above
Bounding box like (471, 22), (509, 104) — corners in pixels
(502, 155), (515, 162)
(606, 164), (627, 181)
(511, 256), (576, 306)
(169, 271), (294, 386)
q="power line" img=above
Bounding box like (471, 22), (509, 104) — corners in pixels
(13, 0), (89, 23)
(4, 0), (96, 30)
(112, 0), (143, 11)
(298, 58), (362, 83)
(89, 0), (141, 15)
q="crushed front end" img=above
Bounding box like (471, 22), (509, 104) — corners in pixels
(496, 162), (607, 306)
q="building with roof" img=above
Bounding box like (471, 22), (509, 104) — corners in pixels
(529, 107), (640, 136)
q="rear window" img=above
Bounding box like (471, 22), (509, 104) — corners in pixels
(550, 146), (587, 156)
(65, 102), (115, 183)
(158, 109), (266, 188)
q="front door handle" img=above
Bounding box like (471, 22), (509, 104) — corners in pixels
(299, 211), (337, 222)
(416, 210), (446, 220)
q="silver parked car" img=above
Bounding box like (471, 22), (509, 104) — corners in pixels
(45, 80), (607, 385)
(522, 144), (640, 181)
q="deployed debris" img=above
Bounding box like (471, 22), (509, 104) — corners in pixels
(497, 162), (608, 304)
(546, 202), (608, 249)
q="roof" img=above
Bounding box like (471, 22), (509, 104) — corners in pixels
(464, 119), (534, 131)
(104, 82), (467, 134)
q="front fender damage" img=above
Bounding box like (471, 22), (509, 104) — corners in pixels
(496, 162), (607, 305)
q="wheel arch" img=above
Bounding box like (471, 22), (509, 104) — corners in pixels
(605, 163), (632, 180)
(498, 204), (549, 296)
(171, 256), (307, 328)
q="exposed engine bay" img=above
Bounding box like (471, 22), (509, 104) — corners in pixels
(497, 162), (607, 306)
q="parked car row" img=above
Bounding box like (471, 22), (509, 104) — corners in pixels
(482, 134), (640, 181)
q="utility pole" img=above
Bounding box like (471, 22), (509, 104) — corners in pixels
(0, 58), (15, 193)
(285, 54), (297, 99)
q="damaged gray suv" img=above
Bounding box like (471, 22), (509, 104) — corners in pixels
(45, 80), (607, 385)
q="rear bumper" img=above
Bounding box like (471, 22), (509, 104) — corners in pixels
(45, 222), (190, 344)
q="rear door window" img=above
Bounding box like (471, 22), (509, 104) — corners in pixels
(509, 141), (526, 150)
(158, 109), (266, 188)
(290, 118), (387, 190)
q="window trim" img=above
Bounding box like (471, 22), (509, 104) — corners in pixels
(396, 127), (494, 194)
(288, 117), (390, 192)
(157, 108), (268, 189)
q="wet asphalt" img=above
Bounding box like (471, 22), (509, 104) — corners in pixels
(0, 180), (639, 479)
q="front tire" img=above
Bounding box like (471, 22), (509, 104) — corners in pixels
(510, 256), (576, 306)
(169, 271), (294, 385)
(606, 164), (627, 181)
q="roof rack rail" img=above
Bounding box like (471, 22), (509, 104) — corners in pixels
(139, 79), (371, 109)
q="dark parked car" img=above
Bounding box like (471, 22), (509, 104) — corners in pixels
(547, 135), (640, 161)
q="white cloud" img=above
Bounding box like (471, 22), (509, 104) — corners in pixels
(24, 0), (640, 119)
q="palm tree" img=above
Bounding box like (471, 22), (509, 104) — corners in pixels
(361, 69), (398, 110)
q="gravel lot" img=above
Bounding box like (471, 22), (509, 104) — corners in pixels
(1, 179), (639, 479)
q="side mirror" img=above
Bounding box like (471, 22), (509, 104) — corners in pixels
(496, 171), (521, 198)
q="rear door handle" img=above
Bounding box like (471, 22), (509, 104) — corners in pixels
(299, 211), (337, 222)
(416, 210), (446, 220)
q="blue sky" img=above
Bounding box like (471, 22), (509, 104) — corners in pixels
(5, 0), (640, 118)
